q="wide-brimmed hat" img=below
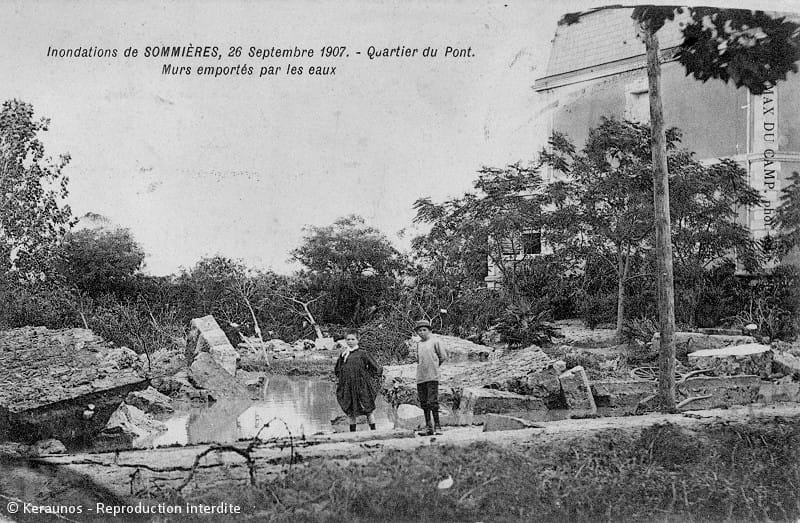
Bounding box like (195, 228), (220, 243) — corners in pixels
(414, 320), (432, 331)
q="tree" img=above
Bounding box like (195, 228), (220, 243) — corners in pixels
(413, 163), (547, 299)
(291, 215), (405, 325)
(54, 227), (145, 297)
(540, 118), (659, 342)
(564, 7), (800, 410)
(776, 171), (800, 256)
(0, 99), (74, 277)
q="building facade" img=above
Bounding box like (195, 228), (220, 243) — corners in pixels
(486, 7), (800, 287)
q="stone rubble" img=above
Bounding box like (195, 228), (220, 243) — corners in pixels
(125, 387), (174, 416)
(558, 365), (597, 414)
(688, 343), (773, 378)
(189, 352), (251, 399)
(186, 315), (239, 376)
(100, 403), (168, 441)
(0, 326), (147, 442)
(652, 331), (756, 357)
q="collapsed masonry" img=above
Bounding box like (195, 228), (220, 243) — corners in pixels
(0, 327), (148, 442)
(382, 333), (800, 430)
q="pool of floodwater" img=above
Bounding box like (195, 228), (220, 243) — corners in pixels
(133, 376), (395, 448)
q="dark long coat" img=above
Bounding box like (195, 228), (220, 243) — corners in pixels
(334, 349), (382, 416)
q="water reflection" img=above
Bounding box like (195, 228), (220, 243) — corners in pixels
(136, 376), (393, 447)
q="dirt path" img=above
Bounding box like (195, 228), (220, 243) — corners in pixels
(34, 403), (800, 500)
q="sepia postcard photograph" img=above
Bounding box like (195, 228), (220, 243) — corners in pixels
(1, 0), (799, 521)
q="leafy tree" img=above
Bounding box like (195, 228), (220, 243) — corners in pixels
(541, 118), (763, 340)
(291, 215), (405, 325)
(564, 7), (800, 409)
(413, 163), (547, 299)
(0, 99), (74, 277)
(776, 171), (800, 256)
(54, 227), (145, 297)
(540, 118), (659, 341)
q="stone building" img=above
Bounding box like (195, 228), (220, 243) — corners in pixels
(486, 7), (800, 287)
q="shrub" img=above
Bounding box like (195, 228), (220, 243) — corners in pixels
(357, 317), (410, 365)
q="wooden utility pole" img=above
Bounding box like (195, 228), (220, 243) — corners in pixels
(642, 21), (677, 410)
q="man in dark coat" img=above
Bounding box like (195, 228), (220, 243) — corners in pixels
(334, 330), (383, 431)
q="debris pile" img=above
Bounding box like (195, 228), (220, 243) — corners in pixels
(0, 326), (147, 442)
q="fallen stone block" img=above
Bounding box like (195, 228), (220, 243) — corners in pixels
(688, 343), (772, 378)
(0, 326), (147, 442)
(653, 332), (756, 358)
(140, 347), (186, 378)
(679, 375), (762, 409)
(101, 404), (167, 440)
(125, 387), (174, 416)
(449, 348), (561, 400)
(31, 439), (67, 456)
(559, 366), (596, 414)
(186, 315), (239, 375)
(773, 351), (800, 379)
(457, 387), (545, 416)
(758, 377), (800, 403)
(189, 352), (250, 399)
(592, 380), (657, 410)
(483, 413), (542, 432)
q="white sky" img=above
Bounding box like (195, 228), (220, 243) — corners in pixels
(2, 0), (797, 275)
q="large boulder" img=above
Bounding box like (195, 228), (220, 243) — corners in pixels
(189, 352), (250, 399)
(186, 315), (239, 376)
(101, 404), (167, 440)
(125, 387), (174, 415)
(688, 343), (773, 378)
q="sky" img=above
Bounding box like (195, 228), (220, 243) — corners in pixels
(2, 0), (797, 275)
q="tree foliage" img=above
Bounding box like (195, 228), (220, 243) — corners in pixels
(292, 215), (405, 326)
(627, 7), (800, 95)
(413, 163), (547, 298)
(776, 171), (800, 256)
(0, 99), (74, 277)
(54, 227), (145, 297)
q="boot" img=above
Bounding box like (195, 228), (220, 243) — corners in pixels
(349, 424), (357, 432)
(417, 425), (434, 436)
(418, 409), (434, 436)
(432, 409), (442, 434)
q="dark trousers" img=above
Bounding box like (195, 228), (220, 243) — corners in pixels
(417, 381), (439, 411)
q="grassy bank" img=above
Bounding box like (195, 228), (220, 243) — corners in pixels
(177, 418), (800, 522)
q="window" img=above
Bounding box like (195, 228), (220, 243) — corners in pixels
(522, 232), (542, 255)
(499, 231), (542, 256)
(625, 78), (649, 123)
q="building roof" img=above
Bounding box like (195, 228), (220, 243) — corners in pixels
(543, 7), (684, 79)
(539, 7), (800, 86)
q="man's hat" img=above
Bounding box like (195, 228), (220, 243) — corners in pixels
(414, 319), (432, 331)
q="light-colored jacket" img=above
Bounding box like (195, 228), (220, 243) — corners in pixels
(416, 337), (446, 383)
